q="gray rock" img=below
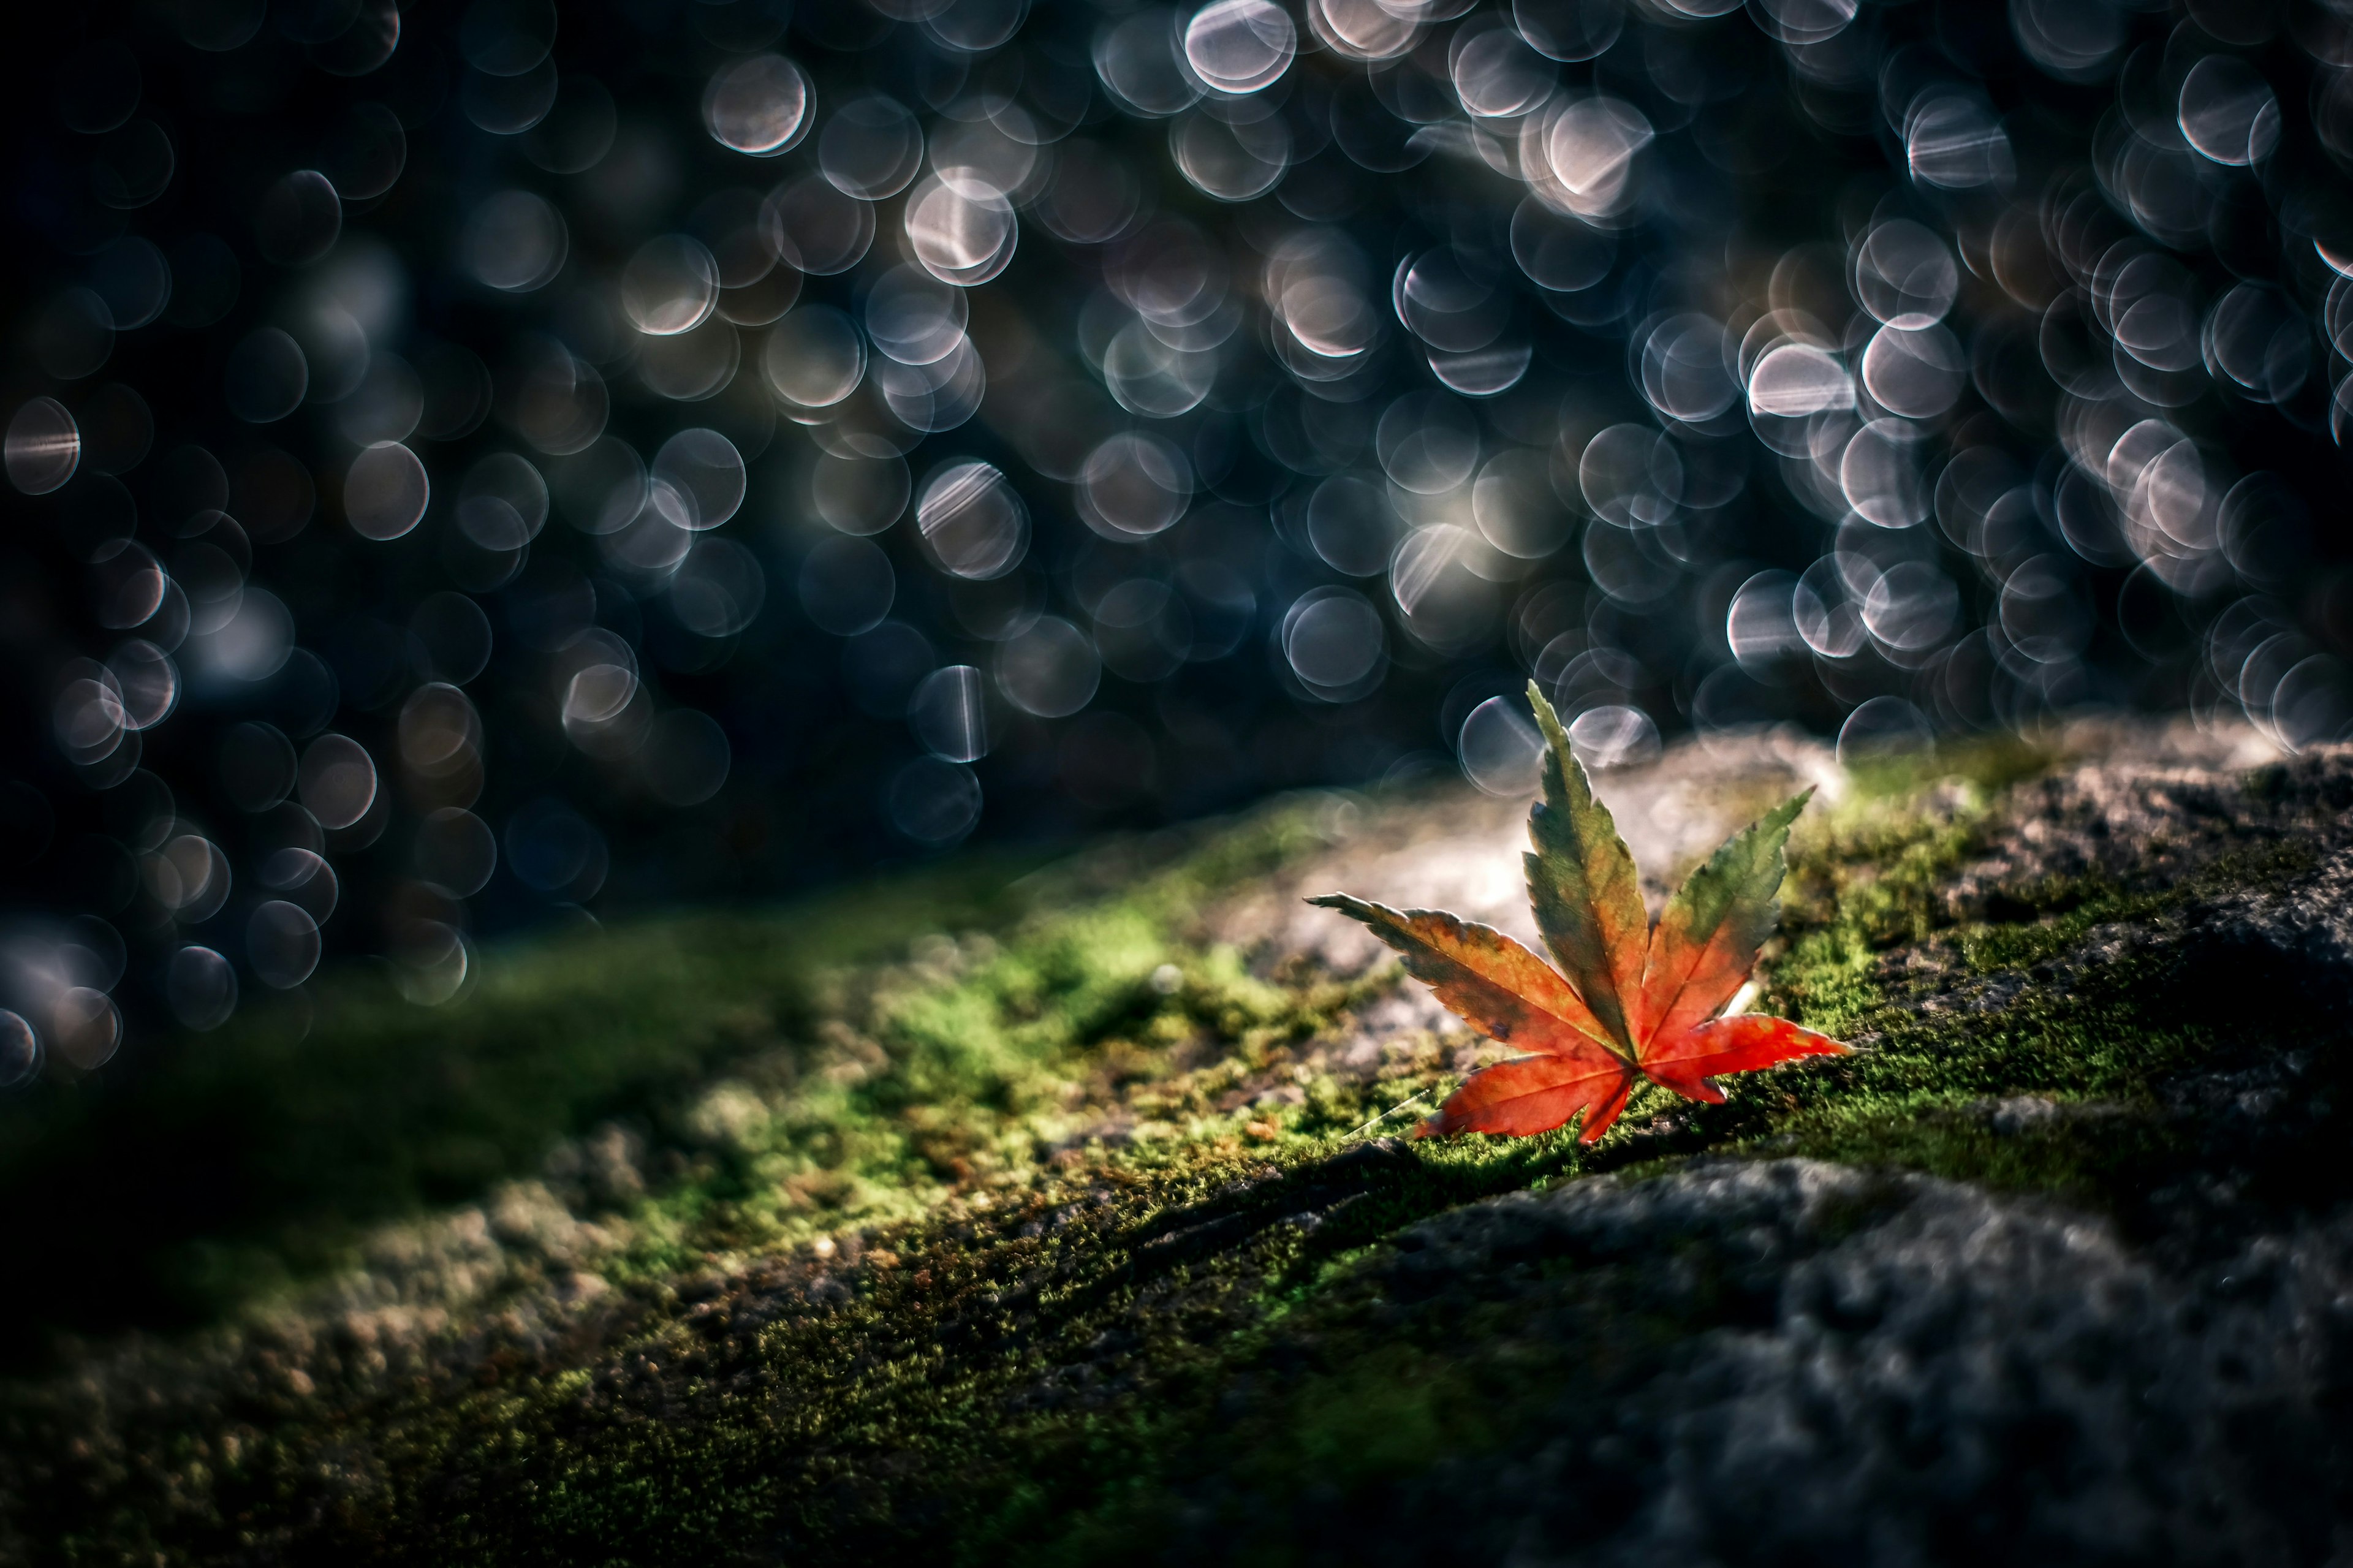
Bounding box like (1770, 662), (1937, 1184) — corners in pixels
(2187, 843), (2353, 1007)
(1360, 1160), (2353, 1566)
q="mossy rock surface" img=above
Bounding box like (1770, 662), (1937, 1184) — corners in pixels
(10, 721), (2353, 1565)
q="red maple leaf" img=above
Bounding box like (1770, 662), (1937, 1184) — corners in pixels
(1311, 682), (1846, 1143)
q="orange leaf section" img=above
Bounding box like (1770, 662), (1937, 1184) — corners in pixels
(1417, 1053), (1636, 1142)
(1305, 895), (1623, 1059)
(1631, 791), (1809, 1053)
(1634, 893), (1762, 1057)
(1640, 1013), (1848, 1102)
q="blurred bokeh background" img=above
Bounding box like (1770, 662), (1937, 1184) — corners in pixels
(3, 0), (2348, 1075)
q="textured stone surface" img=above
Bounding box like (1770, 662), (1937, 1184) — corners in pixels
(1368, 1159), (2353, 1566)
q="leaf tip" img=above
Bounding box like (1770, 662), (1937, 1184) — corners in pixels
(1305, 892), (1372, 921)
(1524, 679), (1572, 759)
(1756, 786), (1816, 840)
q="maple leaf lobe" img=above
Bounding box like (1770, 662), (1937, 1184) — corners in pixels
(1412, 1053), (1635, 1143)
(1521, 683), (1647, 1054)
(1634, 783), (1813, 1052)
(1305, 895), (1620, 1061)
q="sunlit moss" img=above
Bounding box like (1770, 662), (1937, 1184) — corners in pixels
(1838, 732), (2060, 802)
(0, 793), (1370, 1355)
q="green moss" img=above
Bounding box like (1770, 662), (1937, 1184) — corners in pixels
(0, 854), (1074, 1349)
(21, 741), (2353, 1567)
(319, 1123), (1603, 1568)
(1840, 732), (2059, 802)
(0, 793), (1376, 1362)
(1030, 1346), (1508, 1568)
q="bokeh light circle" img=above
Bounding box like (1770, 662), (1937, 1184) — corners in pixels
(703, 54), (811, 156)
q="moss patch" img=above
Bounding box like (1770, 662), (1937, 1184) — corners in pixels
(9, 738), (2352, 1566)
